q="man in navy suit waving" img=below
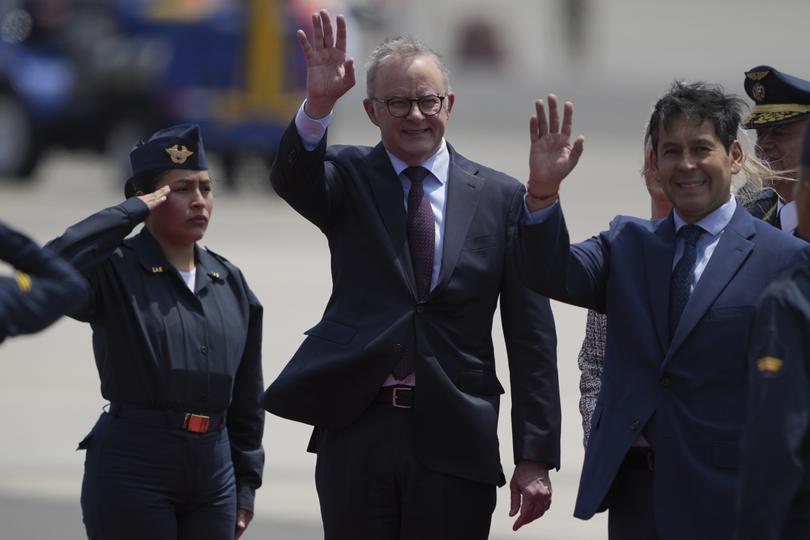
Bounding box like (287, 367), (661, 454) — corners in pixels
(517, 83), (810, 539)
(263, 10), (560, 540)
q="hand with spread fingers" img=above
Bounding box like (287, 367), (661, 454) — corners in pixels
(297, 9), (356, 119)
(509, 460), (553, 531)
(527, 95), (585, 211)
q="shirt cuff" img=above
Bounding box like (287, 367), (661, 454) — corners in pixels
(295, 100), (332, 151)
(521, 193), (559, 225)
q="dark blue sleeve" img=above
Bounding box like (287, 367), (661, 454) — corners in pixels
(45, 197), (149, 321)
(736, 281), (810, 539)
(0, 221), (89, 341)
(227, 276), (265, 512)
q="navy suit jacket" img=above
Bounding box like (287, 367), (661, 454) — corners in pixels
(517, 201), (809, 538)
(263, 122), (561, 486)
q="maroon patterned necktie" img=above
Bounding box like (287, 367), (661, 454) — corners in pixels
(405, 166), (434, 299)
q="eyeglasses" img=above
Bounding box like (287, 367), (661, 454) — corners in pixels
(371, 95), (446, 118)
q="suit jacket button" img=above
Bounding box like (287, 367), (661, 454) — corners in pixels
(393, 343), (404, 353)
(660, 376), (671, 387)
(630, 420), (641, 432)
(415, 305), (425, 313)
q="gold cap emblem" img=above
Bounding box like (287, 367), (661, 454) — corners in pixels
(756, 356), (783, 373)
(746, 70), (770, 82)
(165, 144), (194, 164)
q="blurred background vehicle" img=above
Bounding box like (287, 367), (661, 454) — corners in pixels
(0, 0), (306, 188)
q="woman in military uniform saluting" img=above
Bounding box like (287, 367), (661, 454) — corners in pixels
(48, 125), (264, 540)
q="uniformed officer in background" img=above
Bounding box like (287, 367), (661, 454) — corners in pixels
(741, 65), (810, 234)
(736, 120), (810, 540)
(0, 221), (87, 343)
(47, 125), (265, 540)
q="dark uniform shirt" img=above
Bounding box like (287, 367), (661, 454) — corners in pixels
(737, 265), (810, 540)
(47, 197), (265, 511)
(742, 187), (781, 228)
(0, 220), (88, 342)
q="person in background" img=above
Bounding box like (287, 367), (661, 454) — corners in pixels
(740, 66), (810, 234)
(736, 115), (810, 540)
(0, 221), (87, 343)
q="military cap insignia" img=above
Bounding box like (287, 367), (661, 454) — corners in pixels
(756, 356), (784, 373)
(752, 83), (765, 102)
(15, 272), (32, 292)
(151, 266), (164, 273)
(746, 70), (770, 82)
(165, 144), (194, 164)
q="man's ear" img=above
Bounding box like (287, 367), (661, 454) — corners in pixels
(445, 92), (456, 115)
(363, 99), (379, 126)
(729, 139), (743, 175)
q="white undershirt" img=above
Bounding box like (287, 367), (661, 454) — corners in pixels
(777, 199), (798, 233)
(178, 269), (196, 292)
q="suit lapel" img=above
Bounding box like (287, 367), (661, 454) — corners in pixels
(366, 143), (417, 296)
(431, 146), (484, 297)
(644, 214), (676, 355)
(665, 205), (755, 362)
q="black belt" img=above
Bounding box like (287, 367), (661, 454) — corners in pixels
(376, 386), (415, 409)
(109, 403), (226, 433)
(622, 446), (655, 471)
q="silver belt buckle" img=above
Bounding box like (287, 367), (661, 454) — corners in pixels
(391, 387), (413, 409)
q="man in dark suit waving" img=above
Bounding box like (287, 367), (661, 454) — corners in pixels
(517, 83), (809, 539)
(262, 10), (560, 540)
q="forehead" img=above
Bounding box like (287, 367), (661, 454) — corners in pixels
(373, 54), (445, 96)
(658, 115), (721, 143)
(158, 169), (211, 185)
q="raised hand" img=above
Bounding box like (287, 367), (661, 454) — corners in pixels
(137, 185), (171, 211)
(527, 95), (585, 211)
(297, 10), (356, 118)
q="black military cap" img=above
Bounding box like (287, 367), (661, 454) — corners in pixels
(743, 65), (810, 129)
(124, 124), (208, 198)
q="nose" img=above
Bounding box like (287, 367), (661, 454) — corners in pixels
(676, 152), (698, 171)
(405, 101), (426, 121)
(190, 187), (206, 207)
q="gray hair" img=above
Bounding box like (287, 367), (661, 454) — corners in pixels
(365, 36), (450, 98)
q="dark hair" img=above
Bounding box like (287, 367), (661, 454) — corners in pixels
(124, 170), (168, 198)
(649, 81), (746, 154)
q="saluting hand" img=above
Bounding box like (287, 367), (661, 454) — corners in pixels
(526, 95), (585, 211)
(297, 9), (356, 119)
(137, 185), (171, 211)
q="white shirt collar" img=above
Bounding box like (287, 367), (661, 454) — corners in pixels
(385, 139), (449, 184)
(673, 194), (737, 237)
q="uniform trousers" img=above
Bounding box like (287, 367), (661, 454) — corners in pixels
(314, 397), (497, 540)
(80, 411), (236, 540)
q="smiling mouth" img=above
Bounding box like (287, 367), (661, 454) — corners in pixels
(402, 128), (430, 136)
(676, 179), (707, 190)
